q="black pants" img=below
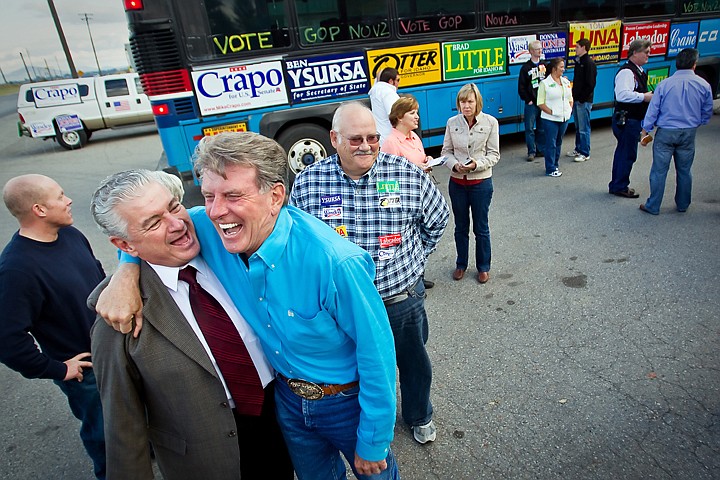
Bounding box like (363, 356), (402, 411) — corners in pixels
(232, 381), (294, 479)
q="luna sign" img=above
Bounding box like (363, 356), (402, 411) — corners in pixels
(192, 60), (288, 115)
(285, 52), (369, 104)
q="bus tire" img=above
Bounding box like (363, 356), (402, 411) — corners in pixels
(56, 126), (88, 150)
(277, 124), (334, 181)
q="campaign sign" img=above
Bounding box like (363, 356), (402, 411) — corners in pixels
(285, 52), (369, 104)
(647, 67), (670, 92)
(667, 22), (699, 57)
(192, 61), (288, 116)
(540, 32), (567, 59)
(32, 84), (82, 108)
(568, 20), (622, 64)
(55, 114), (83, 133)
(621, 22), (670, 59)
(367, 43), (442, 87)
(508, 35), (537, 65)
(442, 37), (506, 81)
(698, 18), (720, 57)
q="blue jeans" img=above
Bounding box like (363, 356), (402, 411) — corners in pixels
(643, 127), (697, 214)
(54, 369), (106, 479)
(609, 116), (642, 193)
(572, 102), (592, 156)
(386, 278), (432, 427)
(448, 177), (493, 272)
(524, 103), (545, 155)
(543, 119), (568, 174)
(274, 379), (400, 480)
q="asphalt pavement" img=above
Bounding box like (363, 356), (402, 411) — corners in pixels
(0, 99), (718, 479)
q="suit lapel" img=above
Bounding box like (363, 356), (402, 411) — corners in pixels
(139, 262), (220, 379)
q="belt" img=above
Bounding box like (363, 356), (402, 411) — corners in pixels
(277, 373), (358, 400)
(383, 292), (410, 306)
(382, 276), (423, 306)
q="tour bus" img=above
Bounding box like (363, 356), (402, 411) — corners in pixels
(122, 0), (720, 181)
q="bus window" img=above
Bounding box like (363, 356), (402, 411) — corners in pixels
(483, 0), (552, 29)
(104, 79), (130, 97)
(679, 0), (720, 15)
(559, 0), (618, 22)
(296, 0), (390, 46)
(178, 0), (292, 61)
(395, 0), (476, 36)
(625, 0), (674, 18)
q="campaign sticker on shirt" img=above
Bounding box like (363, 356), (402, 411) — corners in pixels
(322, 206), (343, 219)
(379, 195), (401, 208)
(379, 233), (402, 248)
(378, 249), (395, 261)
(376, 180), (399, 193)
(335, 225), (348, 237)
(320, 194), (342, 206)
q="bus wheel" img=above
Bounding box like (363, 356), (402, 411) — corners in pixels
(278, 124), (334, 178)
(56, 128), (88, 150)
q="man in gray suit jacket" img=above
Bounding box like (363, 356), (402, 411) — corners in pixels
(89, 170), (292, 479)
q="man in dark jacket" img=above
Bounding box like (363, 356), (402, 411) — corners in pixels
(0, 174), (106, 479)
(518, 40), (546, 161)
(568, 38), (597, 162)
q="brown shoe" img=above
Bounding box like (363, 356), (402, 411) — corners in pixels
(477, 271), (490, 284)
(452, 269), (465, 281)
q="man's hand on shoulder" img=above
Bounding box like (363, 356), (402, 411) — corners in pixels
(354, 452), (387, 476)
(96, 263), (143, 338)
(63, 352), (92, 382)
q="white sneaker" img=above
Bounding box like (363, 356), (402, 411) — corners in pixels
(566, 149), (579, 157)
(412, 420), (437, 444)
(574, 154), (589, 162)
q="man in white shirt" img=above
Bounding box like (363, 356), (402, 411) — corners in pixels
(368, 68), (400, 145)
(88, 170), (292, 480)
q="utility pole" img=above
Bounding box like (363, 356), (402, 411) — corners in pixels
(19, 52), (33, 82)
(47, 0), (78, 78)
(44, 59), (52, 80)
(25, 49), (38, 79)
(0, 65), (7, 84)
(79, 13), (102, 76)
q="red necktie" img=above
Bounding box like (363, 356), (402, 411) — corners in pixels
(179, 266), (264, 416)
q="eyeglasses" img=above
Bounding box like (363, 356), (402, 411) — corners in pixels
(338, 133), (381, 146)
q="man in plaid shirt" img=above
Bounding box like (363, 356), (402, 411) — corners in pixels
(290, 102), (449, 445)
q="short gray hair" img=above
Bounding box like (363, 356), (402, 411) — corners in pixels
(331, 101), (374, 141)
(628, 39), (652, 57)
(192, 132), (287, 191)
(91, 169), (184, 238)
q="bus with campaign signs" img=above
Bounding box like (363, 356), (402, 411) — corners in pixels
(122, 0), (720, 181)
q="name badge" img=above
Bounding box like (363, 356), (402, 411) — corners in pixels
(376, 180), (399, 193)
(379, 233), (402, 248)
(335, 225), (348, 237)
(322, 206), (343, 219)
(379, 195), (401, 208)
(320, 194), (342, 206)
(378, 249), (395, 261)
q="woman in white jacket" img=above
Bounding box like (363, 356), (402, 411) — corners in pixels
(537, 57), (573, 177)
(441, 83), (500, 284)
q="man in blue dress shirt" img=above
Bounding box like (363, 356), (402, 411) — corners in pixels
(96, 133), (400, 480)
(639, 48), (714, 215)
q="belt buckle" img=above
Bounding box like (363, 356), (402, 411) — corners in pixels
(287, 378), (324, 400)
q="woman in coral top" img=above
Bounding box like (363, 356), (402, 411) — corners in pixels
(381, 95), (432, 172)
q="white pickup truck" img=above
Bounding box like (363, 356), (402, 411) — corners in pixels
(17, 73), (155, 150)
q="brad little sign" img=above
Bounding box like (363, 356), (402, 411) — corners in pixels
(442, 38), (506, 81)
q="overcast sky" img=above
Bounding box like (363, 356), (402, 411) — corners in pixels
(0, 0), (130, 82)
